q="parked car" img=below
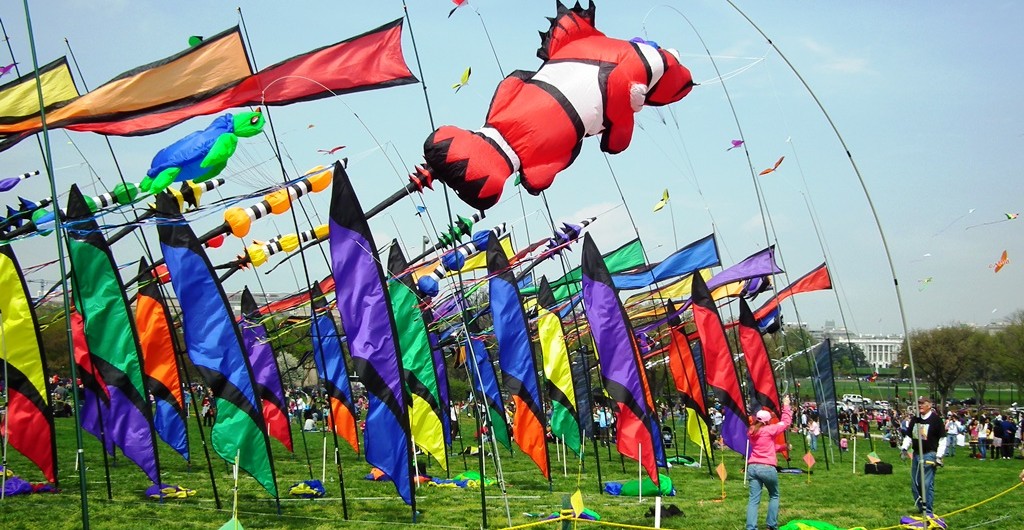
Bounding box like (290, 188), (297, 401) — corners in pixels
(873, 400), (891, 410)
(842, 394), (865, 404)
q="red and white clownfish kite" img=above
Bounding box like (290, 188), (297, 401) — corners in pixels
(417, 1), (694, 210)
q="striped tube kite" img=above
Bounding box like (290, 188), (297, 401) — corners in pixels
(487, 232), (549, 478)
(309, 283), (360, 453)
(0, 244), (57, 482)
(65, 184), (162, 484)
(387, 244), (447, 469)
(536, 276), (582, 456)
(691, 272), (749, 455)
(328, 160), (415, 505)
(156, 193), (278, 496)
(581, 233), (663, 484)
(240, 287), (293, 452)
(135, 256), (189, 461)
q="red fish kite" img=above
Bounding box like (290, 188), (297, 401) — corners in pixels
(419, 2), (694, 210)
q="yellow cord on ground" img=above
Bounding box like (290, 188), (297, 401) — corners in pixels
(504, 516), (666, 530)
(848, 480), (1024, 530)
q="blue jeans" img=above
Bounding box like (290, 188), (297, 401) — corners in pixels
(910, 452), (937, 515)
(746, 463), (780, 530)
(945, 435), (956, 456)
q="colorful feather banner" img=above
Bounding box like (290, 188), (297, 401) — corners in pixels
(0, 244), (57, 482)
(65, 184), (161, 483)
(664, 305), (713, 457)
(487, 232), (549, 478)
(328, 160), (414, 505)
(156, 192), (277, 496)
(240, 287), (293, 452)
(690, 272), (749, 455)
(754, 263), (830, 321)
(309, 284), (360, 454)
(536, 276), (582, 456)
(387, 244), (448, 469)
(581, 233), (663, 484)
(135, 257), (189, 461)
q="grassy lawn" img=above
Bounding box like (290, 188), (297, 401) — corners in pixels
(1, 416), (1022, 530)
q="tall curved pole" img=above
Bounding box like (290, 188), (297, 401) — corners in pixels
(725, 0), (923, 484)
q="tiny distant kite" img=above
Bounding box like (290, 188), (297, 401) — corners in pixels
(452, 67), (472, 93)
(448, 0), (469, 18)
(933, 208), (975, 236)
(966, 211), (1019, 230)
(726, 139), (743, 151)
(652, 188), (669, 212)
(0, 62), (17, 78)
(0, 170), (38, 193)
(415, 205), (427, 216)
(991, 250), (1009, 273)
(307, 124), (315, 129)
(758, 156), (785, 176)
(917, 277), (933, 291)
(317, 145), (346, 155)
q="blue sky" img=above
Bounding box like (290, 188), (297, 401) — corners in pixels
(1, 1), (1021, 336)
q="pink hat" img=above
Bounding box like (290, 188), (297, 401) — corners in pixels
(756, 410), (772, 423)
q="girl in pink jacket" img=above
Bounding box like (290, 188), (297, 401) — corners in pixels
(745, 395), (792, 530)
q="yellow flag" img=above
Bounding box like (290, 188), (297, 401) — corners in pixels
(570, 489), (584, 517)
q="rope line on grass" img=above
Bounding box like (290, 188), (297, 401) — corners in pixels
(846, 480), (1024, 530)
(503, 513), (666, 530)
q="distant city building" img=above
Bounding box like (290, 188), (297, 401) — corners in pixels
(810, 323), (904, 371)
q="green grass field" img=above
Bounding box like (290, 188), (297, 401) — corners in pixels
(1, 416), (1022, 530)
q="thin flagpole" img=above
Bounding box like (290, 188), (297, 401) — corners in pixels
(21, 2), (89, 526)
(1, 309), (8, 501)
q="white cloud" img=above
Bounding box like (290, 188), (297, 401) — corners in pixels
(801, 38), (873, 75)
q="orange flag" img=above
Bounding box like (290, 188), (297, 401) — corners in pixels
(803, 452), (816, 469)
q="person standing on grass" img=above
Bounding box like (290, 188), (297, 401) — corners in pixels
(944, 414), (959, 457)
(745, 394), (793, 530)
(900, 396), (947, 518)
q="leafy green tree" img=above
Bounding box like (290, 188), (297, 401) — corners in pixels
(830, 341), (867, 376)
(763, 325), (817, 378)
(996, 310), (1024, 396)
(898, 325), (973, 409)
(963, 331), (1003, 406)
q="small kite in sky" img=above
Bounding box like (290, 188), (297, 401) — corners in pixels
(452, 67), (472, 93)
(653, 189), (670, 212)
(0, 170), (38, 193)
(726, 139), (743, 151)
(307, 124), (315, 129)
(966, 211), (1019, 230)
(0, 62), (17, 78)
(415, 205), (427, 216)
(758, 156), (785, 176)
(991, 250), (1009, 273)
(917, 277), (933, 291)
(448, 0), (469, 18)
(187, 36), (203, 47)
(317, 145), (346, 155)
